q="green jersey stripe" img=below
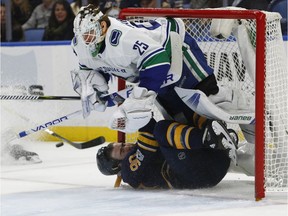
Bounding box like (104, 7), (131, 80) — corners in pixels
(141, 50), (170, 70)
(182, 44), (209, 80)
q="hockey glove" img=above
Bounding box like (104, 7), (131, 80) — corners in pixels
(109, 86), (156, 133)
(71, 69), (109, 118)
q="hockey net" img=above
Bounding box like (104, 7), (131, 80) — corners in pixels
(118, 8), (288, 200)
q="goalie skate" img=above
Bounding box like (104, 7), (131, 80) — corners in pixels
(203, 121), (238, 165)
(9, 144), (42, 164)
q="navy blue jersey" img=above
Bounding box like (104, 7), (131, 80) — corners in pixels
(121, 146), (168, 189)
(121, 119), (230, 189)
(121, 119), (169, 189)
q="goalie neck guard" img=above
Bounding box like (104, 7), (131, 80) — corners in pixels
(96, 144), (121, 175)
(73, 4), (106, 56)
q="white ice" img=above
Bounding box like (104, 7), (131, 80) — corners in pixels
(1, 140), (287, 216)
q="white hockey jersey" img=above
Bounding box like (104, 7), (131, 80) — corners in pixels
(72, 17), (185, 91)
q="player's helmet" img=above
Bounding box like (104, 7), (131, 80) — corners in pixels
(96, 144), (121, 175)
(73, 4), (105, 56)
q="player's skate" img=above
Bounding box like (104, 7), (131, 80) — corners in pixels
(203, 120), (238, 165)
(9, 144), (42, 164)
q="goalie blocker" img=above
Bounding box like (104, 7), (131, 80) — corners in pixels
(109, 86), (157, 133)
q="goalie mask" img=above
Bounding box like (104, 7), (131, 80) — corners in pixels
(96, 144), (121, 175)
(74, 4), (106, 56)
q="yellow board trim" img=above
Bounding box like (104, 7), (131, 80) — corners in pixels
(34, 126), (118, 142)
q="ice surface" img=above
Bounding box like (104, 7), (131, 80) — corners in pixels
(1, 141), (287, 216)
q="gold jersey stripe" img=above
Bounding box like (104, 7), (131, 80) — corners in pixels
(174, 124), (187, 149)
(166, 122), (179, 147)
(138, 142), (157, 152)
(184, 127), (193, 149)
(138, 133), (158, 147)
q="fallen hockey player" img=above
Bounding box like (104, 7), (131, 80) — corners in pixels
(96, 118), (238, 189)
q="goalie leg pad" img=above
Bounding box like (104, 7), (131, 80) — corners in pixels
(208, 86), (255, 111)
(210, 7), (246, 39)
(210, 18), (238, 39)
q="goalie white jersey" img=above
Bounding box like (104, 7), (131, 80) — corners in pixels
(72, 17), (186, 91)
(71, 13), (217, 121)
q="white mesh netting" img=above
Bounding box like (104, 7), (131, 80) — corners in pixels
(121, 9), (288, 193)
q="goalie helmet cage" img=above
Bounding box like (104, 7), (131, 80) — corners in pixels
(117, 8), (288, 200)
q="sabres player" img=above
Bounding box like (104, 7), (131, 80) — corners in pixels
(96, 119), (237, 189)
(70, 4), (251, 132)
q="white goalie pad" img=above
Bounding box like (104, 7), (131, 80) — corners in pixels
(232, 24), (256, 84)
(229, 142), (255, 176)
(208, 86), (255, 112)
(210, 18), (238, 39)
(109, 86), (156, 133)
(210, 7), (246, 39)
(175, 87), (255, 125)
(210, 7), (256, 84)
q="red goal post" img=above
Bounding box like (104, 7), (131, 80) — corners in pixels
(117, 8), (288, 200)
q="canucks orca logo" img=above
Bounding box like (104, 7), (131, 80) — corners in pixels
(110, 30), (122, 46)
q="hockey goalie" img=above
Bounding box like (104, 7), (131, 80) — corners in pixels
(71, 6), (287, 179)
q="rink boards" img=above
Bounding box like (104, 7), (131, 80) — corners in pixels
(1, 38), (287, 142)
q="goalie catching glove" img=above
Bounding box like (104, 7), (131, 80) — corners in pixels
(109, 86), (156, 133)
(71, 69), (109, 118)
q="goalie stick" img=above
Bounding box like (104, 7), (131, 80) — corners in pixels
(0, 87), (132, 107)
(0, 95), (80, 100)
(2, 105), (106, 149)
(175, 87), (255, 125)
(3, 88), (132, 141)
(17, 110), (83, 138)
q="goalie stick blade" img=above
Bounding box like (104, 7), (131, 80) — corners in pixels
(175, 87), (255, 125)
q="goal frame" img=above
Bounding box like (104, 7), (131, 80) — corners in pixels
(118, 8), (267, 200)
